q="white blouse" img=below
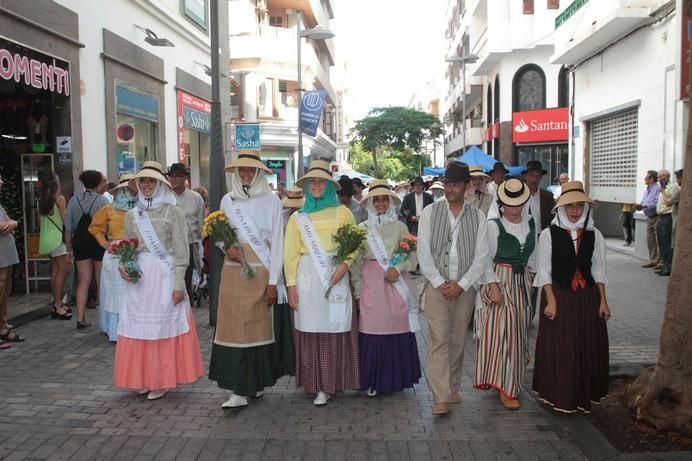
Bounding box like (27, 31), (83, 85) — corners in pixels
(220, 191), (284, 285)
(483, 217), (538, 284)
(533, 226), (608, 288)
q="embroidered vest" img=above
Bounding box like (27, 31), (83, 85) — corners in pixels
(429, 200), (480, 281)
(550, 225), (596, 290)
(493, 218), (535, 274)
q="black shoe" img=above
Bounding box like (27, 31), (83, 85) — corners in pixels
(658, 270), (671, 276)
(51, 306), (72, 320)
(76, 320), (92, 330)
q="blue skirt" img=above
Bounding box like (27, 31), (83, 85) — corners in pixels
(359, 332), (421, 394)
(99, 309), (119, 342)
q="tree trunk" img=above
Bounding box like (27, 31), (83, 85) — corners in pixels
(626, 8), (692, 434)
(371, 148), (379, 178)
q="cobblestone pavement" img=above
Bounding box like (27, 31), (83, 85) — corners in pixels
(0, 250), (686, 460)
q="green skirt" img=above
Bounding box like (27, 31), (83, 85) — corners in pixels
(209, 303), (295, 396)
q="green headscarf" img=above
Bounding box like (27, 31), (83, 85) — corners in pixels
(300, 180), (339, 214)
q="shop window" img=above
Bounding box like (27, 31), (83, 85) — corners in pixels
(512, 64), (546, 112)
(523, 0), (534, 14)
(547, 0), (559, 9)
(115, 85), (159, 174)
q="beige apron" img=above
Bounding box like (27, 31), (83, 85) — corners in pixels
(213, 243), (274, 348)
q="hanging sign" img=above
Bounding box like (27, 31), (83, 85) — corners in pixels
(299, 90), (326, 137)
(235, 123), (261, 149)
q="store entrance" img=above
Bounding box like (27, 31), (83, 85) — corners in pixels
(515, 144), (568, 189)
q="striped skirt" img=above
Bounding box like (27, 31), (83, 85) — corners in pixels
(474, 264), (533, 399)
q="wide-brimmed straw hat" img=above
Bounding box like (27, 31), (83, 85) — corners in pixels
(359, 179), (401, 207)
(469, 165), (491, 181)
(135, 161), (171, 188)
(497, 178), (530, 207)
(224, 150), (272, 174)
(296, 159), (341, 190)
(281, 188), (305, 209)
(109, 173), (135, 193)
(429, 181), (444, 191)
(553, 180), (594, 211)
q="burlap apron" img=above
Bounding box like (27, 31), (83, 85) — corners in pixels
(213, 243), (273, 348)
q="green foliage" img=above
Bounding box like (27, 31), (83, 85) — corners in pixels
(349, 143), (431, 181)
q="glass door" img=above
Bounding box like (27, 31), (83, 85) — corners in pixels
(515, 144), (568, 189)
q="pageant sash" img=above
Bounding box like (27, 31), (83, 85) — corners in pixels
(366, 227), (420, 332)
(227, 202), (272, 271)
(296, 212), (348, 323)
(135, 210), (174, 273)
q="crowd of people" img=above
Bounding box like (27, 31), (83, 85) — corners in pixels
(0, 152), (640, 417)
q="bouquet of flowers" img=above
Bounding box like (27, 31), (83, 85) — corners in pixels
(387, 234), (417, 270)
(325, 223), (367, 299)
(203, 210), (255, 278)
(108, 238), (141, 283)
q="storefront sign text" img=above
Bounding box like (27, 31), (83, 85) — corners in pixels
(235, 123), (261, 150)
(266, 160), (285, 169)
(512, 108), (568, 143)
(116, 86), (159, 122)
(177, 90), (211, 162)
(0, 49), (70, 96)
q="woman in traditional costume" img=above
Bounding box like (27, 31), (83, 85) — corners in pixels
(466, 165), (494, 215)
(208, 150), (293, 409)
(474, 179), (537, 410)
(284, 159), (360, 406)
(113, 161), (204, 400)
(354, 179), (421, 396)
(89, 174), (137, 341)
(532, 180), (610, 413)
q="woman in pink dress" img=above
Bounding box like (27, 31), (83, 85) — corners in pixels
(113, 161), (204, 400)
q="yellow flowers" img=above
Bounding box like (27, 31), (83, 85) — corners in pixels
(202, 210), (227, 238)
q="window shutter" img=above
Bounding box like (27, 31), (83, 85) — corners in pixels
(523, 0), (534, 14)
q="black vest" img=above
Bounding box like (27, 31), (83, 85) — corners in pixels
(550, 225), (596, 290)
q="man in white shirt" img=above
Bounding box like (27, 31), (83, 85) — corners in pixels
(168, 163), (205, 299)
(417, 162), (489, 416)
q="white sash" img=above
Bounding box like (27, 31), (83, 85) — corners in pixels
(366, 227), (420, 332)
(135, 210), (174, 273)
(227, 202), (272, 271)
(296, 212), (349, 323)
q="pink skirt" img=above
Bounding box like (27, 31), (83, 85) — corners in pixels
(359, 260), (410, 334)
(113, 309), (205, 390)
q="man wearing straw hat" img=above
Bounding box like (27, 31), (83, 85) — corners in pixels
(417, 161), (490, 415)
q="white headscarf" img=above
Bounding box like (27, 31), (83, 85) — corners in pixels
(363, 196), (399, 228)
(551, 203), (594, 249)
(229, 168), (272, 200)
(136, 179), (177, 210)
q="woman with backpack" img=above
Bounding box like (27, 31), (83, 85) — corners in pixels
(38, 172), (72, 320)
(65, 170), (108, 329)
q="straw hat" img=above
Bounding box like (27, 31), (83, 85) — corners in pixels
(296, 159), (340, 190)
(109, 173), (135, 193)
(359, 179), (401, 207)
(553, 180), (594, 211)
(469, 165), (491, 181)
(224, 150), (272, 174)
(135, 161), (171, 188)
(429, 181), (444, 191)
(497, 178), (530, 207)
(281, 188), (305, 209)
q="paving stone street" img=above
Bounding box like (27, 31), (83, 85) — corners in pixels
(0, 247), (689, 460)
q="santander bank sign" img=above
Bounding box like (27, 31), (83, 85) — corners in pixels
(512, 108), (568, 143)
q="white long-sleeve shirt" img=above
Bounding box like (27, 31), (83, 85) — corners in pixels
(220, 192), (284, 285)
(533, 226), (608, 288)
(417, 199), (489, 291)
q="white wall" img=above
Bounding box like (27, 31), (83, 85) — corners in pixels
(55, 0), (211, 176)
(570, 13), (683, 199)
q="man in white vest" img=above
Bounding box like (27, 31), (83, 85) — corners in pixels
(417, 161), (489, 415)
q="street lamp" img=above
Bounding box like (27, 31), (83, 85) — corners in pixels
(446, 53), (479, 153)
(296, 10), (335, 180)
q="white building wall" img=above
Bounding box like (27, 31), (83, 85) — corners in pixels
(55, 0), (211, 176)
(570, 11), (682, 196)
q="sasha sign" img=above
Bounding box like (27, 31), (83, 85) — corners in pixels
(0, 48), (70, 96)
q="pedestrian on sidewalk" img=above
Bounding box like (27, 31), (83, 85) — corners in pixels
(633, 170), (660, 268)
(0, 174), (23, 348)
(475, 178), (538, 411)
(654, 169), (679, 277)
(208, 150), (293, 409)
(65, 170), (109, 329)
(38, 171), (72, 321)
(532, 180), (610, 414)
(352, 179), (422, 397)
(620, 203), (634, 247)
(417, 161), (489, 416)
(284, 160), (361, 407)
(113, 161), (204, 401)
(88, 174), (137, 341)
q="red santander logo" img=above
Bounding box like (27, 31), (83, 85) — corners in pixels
(512, 108), (568, 143)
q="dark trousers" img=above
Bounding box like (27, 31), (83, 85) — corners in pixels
(657, 214), (673, 271)
(184, 243), (194, 301)
(620, 211), (634, 244)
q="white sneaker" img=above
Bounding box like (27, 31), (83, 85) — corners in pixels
(313, 391), (331, 406)
(138, 389), (149, 396)
(254, 391), (264, 399)
(366, 388), (377, 397)
(147, 389), (169, 400)
(221, 394), (248, 409)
